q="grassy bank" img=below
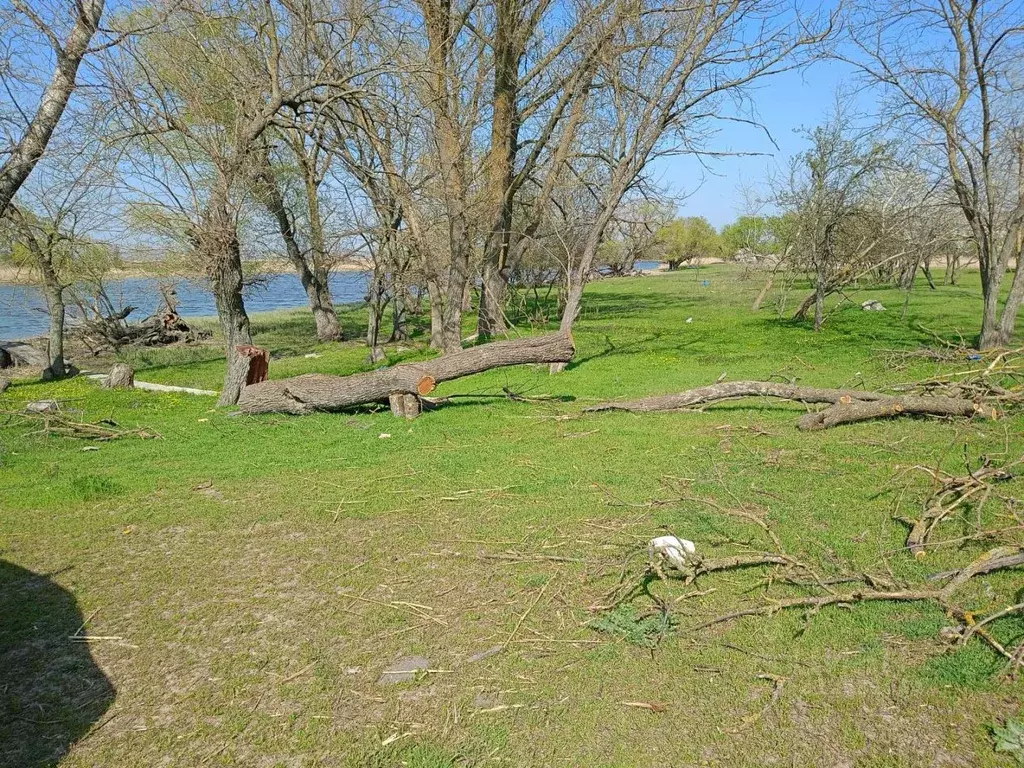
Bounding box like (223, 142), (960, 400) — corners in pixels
(2, 266), (1023, 767)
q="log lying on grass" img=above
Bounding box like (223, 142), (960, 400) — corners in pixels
(585, 381), (888, 413)
(237, 332), (575, 415)
(796, 395), (989, 431)
(586, 380), (991, 430)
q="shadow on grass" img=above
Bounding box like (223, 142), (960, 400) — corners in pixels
(0, 562), (115, 767)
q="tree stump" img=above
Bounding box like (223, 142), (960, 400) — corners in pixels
(218, 345), (270, 407)
(388, 393), (422, 419)
(103, 363), (135, 389)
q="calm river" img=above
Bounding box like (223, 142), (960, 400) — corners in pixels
(0, 271), (370, 341)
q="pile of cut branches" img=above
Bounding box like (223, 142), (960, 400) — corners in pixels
(2, 407), (161, 441)
(589, 464), (1024, 680)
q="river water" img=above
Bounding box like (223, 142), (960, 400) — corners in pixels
(0, 261), (664, 342)
(0, 271), (370, 342)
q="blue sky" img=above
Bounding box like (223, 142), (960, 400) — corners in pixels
(655, 58), (867, 228)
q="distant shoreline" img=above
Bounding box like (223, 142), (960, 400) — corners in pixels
(0, 259), (370, 287)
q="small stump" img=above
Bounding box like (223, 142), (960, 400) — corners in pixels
(388, 393), (422, 420)
(103, 363), (135, 389)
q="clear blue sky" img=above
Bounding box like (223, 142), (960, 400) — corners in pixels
(653, 58), (868, 228)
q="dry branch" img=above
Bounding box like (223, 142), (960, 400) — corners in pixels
(586, 380), (990, 430)
(585, 381), (888, 413)
(237, 332), (575, 415)
(796, 396), (989, 430)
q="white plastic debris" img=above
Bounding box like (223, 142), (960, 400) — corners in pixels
(685, 317), (693, 324)
(647, 535), (697, 570)
(304, 353), (323, 359)
(861, 300), (886, 312)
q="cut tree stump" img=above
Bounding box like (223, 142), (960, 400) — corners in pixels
(219, 345), (270, 407)
(388, 393), (422, 419)
(587, 381), (991, 430)
(237, 332), (575, 415)
(103, 363), (135, 389)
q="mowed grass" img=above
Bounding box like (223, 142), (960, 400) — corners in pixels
(1, 266), (1023, 767)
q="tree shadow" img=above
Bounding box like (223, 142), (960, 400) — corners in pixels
(0, 561), (116, 767)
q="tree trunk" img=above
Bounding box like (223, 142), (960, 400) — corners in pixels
(994, 262), (1024, 345)
(426, 277), (445, 350)
(478, 262), (509, 338)
(41, 285), (67, 381)
(813, 268), (825, 332)
(197, 191), (253, 407)
(366, 266), (387, 361)
(0, 0), (104, 218)
(391, 284), (412, 342)
(978, 265), (1005, 350)
(256, 153), (342, 342)
(238, 331), (574, 414)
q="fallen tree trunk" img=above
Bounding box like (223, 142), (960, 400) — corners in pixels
(587, 381), (990, 430)
(585, 381), (888, 413)
(796, 396), (988, 431)
(237, 332), (575, 415)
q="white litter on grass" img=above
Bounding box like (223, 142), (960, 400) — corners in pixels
(647, 535), (697, 570)
(861, 300), (886, 312)
(304, 353), (323, 359)
(379, 433), (391, 439)
(685, 317), (693, 324)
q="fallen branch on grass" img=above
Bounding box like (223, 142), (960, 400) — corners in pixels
(897, 456), (1021, 558)
(586, 380), (992, 430)
(237, 332), (575, 415)
(585, 381), (888, 413)
(796, 395), (990, 430)
(3, 408), (161, 440)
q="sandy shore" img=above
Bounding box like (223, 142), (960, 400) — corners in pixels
(0, 259), (370, 286)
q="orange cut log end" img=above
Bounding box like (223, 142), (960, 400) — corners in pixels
(417, 376), (437, 395)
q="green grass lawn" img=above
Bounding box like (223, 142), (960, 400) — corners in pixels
(2, 266), (1023, 767)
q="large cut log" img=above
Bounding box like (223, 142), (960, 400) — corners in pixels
(796, 396), (989, 431)
(585, 381), (888, 413)
(238, 332), (575, 415)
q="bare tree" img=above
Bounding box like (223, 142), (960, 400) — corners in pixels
(776, 109), (891, 330)
(0, 137), (114, 379)
(0, 0), (105, 217)
(109, 0), (371, 404)
(846, 0), (1024, 347)
(555, 0), (833, 340)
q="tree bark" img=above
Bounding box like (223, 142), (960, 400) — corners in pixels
(40, 283), (67, 381)
(0, 0), (104, 218)
(197, 189), (253, 407)
(238, 331), (574, 414)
